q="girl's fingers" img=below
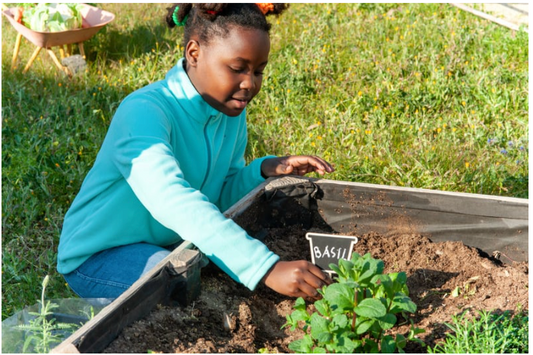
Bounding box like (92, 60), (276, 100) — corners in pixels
(299, 282), (321, 298)
(286, 155), (334, 174)
(308, 263), (332, 285)
(312, 156), (334, 172)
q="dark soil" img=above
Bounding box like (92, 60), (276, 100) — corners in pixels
(104, 198), (528, 353)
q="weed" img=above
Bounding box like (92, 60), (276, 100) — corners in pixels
(16, 275), (80, 353)
(429, 308), (529, 353)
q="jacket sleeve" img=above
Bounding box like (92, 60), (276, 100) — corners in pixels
(109, 98), (279, 290)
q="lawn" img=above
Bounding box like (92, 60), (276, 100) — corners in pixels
(1, 3), (528, 321)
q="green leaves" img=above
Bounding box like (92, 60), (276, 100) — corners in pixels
(310, 313), (332, 343)
(354, 298), (386, 318)
(283, 253), (425, 353)
(23, 3), (83, 32)
(323, 283), (355, 313)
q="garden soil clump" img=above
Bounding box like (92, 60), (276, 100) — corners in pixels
(104, 208), (528, 353)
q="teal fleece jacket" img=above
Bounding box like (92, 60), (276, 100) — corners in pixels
(57, 58), (280, 290)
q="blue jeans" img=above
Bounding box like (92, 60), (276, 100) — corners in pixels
(62, 243), (172, 299)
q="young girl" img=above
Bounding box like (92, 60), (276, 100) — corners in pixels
(57, 3), (334, 301)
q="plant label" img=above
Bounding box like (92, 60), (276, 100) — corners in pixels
(306, 232), (358, 274)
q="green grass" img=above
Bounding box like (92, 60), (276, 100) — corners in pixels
(429, 308), (529, 353)
(2, 3), (528, 321)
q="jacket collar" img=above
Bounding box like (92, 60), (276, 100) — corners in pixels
(166, 58), (226, 124)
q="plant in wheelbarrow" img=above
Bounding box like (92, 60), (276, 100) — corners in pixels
(283, 253), (425, 353)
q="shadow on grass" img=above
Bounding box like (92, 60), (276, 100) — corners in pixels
(83, 22), (179, 63)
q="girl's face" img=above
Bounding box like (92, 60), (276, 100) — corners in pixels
(186, 26), (270, 117)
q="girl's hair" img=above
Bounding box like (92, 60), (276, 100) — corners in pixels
(165, 3), (289, 47)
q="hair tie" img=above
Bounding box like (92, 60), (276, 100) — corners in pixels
(256, 3), (274, 15)
(206, 10), (218, 15)
(172, 6), (188, 26)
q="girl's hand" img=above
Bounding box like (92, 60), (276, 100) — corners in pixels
(262, 260), (332, 299)
(261, 155), (334, 178)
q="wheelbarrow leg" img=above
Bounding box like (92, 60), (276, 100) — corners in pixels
(12, 33), (22, 69)
(23, 46), (42, 73)
(78, 42), (86, 59)
(46, 49), (69, 75)
(59, 46), (66, 60)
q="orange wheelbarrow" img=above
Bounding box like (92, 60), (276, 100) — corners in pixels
(2, 3), (114, 75)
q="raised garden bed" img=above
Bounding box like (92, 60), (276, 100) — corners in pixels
(53, 176), (528, 353)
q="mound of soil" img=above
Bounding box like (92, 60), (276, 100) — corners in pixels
(104, 224), (528, 353)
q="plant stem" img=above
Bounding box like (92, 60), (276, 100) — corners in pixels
(351, 289), (358, 331)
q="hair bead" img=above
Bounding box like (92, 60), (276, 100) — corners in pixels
(172, 6), (189, 26)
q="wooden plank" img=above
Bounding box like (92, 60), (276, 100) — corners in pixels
(451, 3), (528, 32)
(315, 179), (528, 219)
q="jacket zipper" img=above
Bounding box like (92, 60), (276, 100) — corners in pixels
(200, 114), (217, 190)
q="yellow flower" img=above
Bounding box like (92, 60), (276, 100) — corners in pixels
(358, 91), (363, 96)
(465, 162), (470, 168)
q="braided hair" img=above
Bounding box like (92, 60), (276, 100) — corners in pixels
(165, 3), (289, 48)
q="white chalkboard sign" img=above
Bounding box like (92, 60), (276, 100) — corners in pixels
(306, 232), (358, 274)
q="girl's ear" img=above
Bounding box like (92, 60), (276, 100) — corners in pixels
(185, 39), (200, 67)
